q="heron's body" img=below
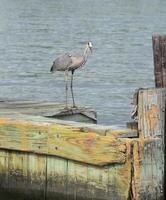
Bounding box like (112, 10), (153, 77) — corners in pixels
(69, 55), (85, 70)
(50, 53), (85, 72)
(50, 42), (93, 108)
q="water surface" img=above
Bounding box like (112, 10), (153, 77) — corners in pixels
(0, 0), (166, 125)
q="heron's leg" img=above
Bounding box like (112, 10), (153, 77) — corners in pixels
(64, 70), (69, 108)
(71, 70), (76, 108)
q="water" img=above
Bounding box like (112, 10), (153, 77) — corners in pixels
(0, 0), (166, 125)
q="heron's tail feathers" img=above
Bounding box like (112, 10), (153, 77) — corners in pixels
(50, 64), (56, 73)
(50, 66), (53, 72)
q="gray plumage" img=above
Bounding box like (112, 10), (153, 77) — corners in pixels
(50, 42), (93, 108)
(50, 42), (92, 72)
(50, 53), (73, 72)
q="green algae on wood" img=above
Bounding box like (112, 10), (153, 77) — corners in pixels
(0, 118), (126, 166)
(0, 149), (131, 200)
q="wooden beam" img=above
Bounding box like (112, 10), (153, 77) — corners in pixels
(152, 35), (166, 88)
(0, 118), (126, 166)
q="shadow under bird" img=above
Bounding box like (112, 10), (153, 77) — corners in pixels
(50, 42), (93, 108)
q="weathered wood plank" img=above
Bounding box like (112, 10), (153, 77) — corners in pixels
(139, 139), (164, 199)
(0, 148), (132, 200)
(136, 88), (165, 199)
(108, 166), (128, 200)
(0, 118), (126, 166)
(46, 156), (68, 200)
(7, 151), (46, 200)
(153, 35), (163, 87)
(27, 153), (46, 199)
(8, 151), (28, 196)
(0, 150), (47, 200)
(0, 100), (97, 124)
(108, 141), (132, 200)
(87, 166), (109, 200)
(133, 139), (164, 200)
(1, 87), (165, 199)
(106, 128), (138, 138)
(138, 88), (166, 138)
(0, 150), (8, 192)
(66, 161), (88, 200)
(0, 103), (137, 138)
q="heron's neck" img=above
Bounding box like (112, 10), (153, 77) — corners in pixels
(83, 45), (91, 61)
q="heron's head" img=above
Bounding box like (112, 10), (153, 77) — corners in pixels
(87, 41), (93, 53)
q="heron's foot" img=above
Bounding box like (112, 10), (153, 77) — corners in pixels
(72, 105), (78, 109)
(63, 106), (70, 110)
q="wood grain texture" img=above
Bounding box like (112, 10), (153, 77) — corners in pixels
(132, 139), (164, 200)
(0, 88), (164, 199)
(67, 161), (88, 200)
(0, 118), (126, 166)
(46, 156), (68, 200)
(27, 153), (47, 199)
(0, 99), (137, 139)
(0, 149), (132, 200)
(153, 35), (166, 88)
(0, 150), (47, 200)
(108, 156), (131, 200)
(0, 100), (97, 124)
(139, 139), (164, 199)
(136, 88), (165, 199)
(138, 88), (166, 138)
(0, 150), (8, 191)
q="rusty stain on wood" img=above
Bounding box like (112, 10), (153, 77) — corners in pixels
(138, 88), (166, 138)
(145, 104), (158, 132)
(131, 138), (164, 200)
(0, 118), (126, 166)
(135, 88), (165, 199)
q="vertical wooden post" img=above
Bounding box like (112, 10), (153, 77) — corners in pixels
(152, 35), (166, 88)
(137, 88), (165, 199)
(153, 35), (166, 200)
(138, 88), (166, 138)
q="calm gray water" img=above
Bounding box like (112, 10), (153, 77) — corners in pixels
(0, 0), (166, 125)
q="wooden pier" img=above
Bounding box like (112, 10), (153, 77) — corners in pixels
(0, 100), (97, 124)
(0, 35), (165, 200)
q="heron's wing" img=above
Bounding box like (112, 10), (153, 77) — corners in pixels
(68, 55), (85, 70)
(50, 53), (72, 72)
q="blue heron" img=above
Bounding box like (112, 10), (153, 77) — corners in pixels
(50, 42), (93, 108)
